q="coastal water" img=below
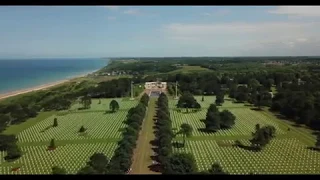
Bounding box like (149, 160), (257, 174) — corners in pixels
(0, 58), (109, 94)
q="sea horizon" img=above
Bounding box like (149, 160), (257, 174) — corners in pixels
(0, 58), (109, 95)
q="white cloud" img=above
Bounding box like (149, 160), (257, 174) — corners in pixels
(268, 6), (320, 17)
(123, 9), (141, 15)
(103, 6), (119, 11)
(162, 20), (320, 56)
(107, 16), (116, 20)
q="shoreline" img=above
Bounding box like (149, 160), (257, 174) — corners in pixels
(0, 70), (97, 101)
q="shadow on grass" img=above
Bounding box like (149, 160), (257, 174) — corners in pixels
(275, 114), (288, 120)
(150, 155), (158, 162)
(172, 141), (185, 149)
(118, 128), (126, 132)
(234, 144), (261, 152)
(233, 101), (244, 104)
(78, 132), (89, 138)
(4, 156), (20, 162)
(197, 128), (216, 134)
(306, 147), (320, 152)
(104, 110), (116, 114)
(152, 147), (159, 154)
(77, 107), (89, 110)
(150, 140), (158, 146)
(250, 107), (263, 111)
(244, 104), (253, 107)
(292, 124), (303, 128)
(40, 125), (53, 133)
(312, 131), (320, 136)
(148, 164), (161, 173)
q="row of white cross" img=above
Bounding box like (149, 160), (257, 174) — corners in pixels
(173, 138), (320, 174)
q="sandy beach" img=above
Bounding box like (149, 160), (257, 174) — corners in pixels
(0, 70), (96, 101)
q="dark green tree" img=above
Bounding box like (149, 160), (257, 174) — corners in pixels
(215, 93), (224, 106)
(79, 126), (86, 133)
(4, 144), (22, 161)
(77, 166), (97, 174)
(163, 153), (198, 174)
(177, 123), (193, 147)
(87, 153), (109, 174)
(109, 100), (120, 113)
(204, 112), (220, 132)
(80, 95), (92, 109)
(49, 139), (56, 149)
(208, 162), (226, 174)
(315, 135), (320, 149)
(53, 118), (58, 127)
(250, 125), (276, 150)
(219, 110), (236, 129)
(52, 166), (67, 174)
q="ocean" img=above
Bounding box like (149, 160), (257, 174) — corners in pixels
(0, 58), (109, 94)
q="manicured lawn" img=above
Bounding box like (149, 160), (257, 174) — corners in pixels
(17, 111), (128, 143)
(0, 98), (138, 174)
(169, 96), (320, 174)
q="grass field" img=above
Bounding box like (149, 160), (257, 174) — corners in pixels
(168, 66), (210, 74)
(70, 98), (138, 112)
(0, 98), (137, 174)
(169, 96), (320, 174)
(173, 139), (320, 174)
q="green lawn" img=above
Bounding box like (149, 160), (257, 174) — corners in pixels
(0, 98), (137, 174)
(169, 96), (320, 174)
(168, 66), (210, 74)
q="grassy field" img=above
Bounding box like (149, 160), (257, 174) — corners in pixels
(0, 98), (138, 174)
(168, 66), (210, 74)
(169, 96), (320, 174)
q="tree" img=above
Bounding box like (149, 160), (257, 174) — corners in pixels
(5, 144), (22, 161)
(79, 126), (86, 133)
(252, 91), (272, 109)
(49, 139), (56, 149)
(80, 95), (92, 109)
(248, 78), (260, 90)
(77, 165), (97, 174)
(215, 93), (224, 106)
(219, 110), (236, 129)
(0, 135), (17, 151)
(207, 104), (219, 113)
(208, 162), (226, 174)
(250, 125), (276, 150)
(109, 100), (120, 113)
(315, 135), (320, 149)
(87, 153), (109, 174)
(0, 114), (10, 132)
(163, 153), (198, 174)
(177, 123), (193, 147)
(194, 103), (201, 111)
(204, 112), (220, 132)
(53, 118), (58, 127)
(52, 166), (67, 174)
(177, 92), (199, 112)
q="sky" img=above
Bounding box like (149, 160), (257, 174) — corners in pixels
(1, 6), (320, 58)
